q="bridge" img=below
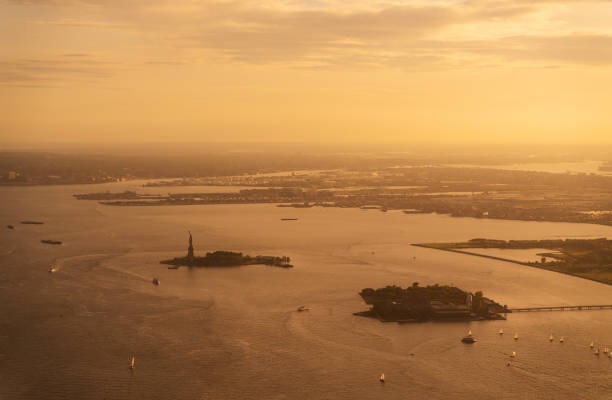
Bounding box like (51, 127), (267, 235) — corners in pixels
(509, 305), (612, 312)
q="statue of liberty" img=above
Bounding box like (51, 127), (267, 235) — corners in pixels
(187, 231), (194, 259)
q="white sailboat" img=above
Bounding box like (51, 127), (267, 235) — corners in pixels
(549, 334), (554, 342)
(510, 351), (516, 358)
(514, 333), (519, 341)
(379, 373), (385, 383)
(559, 336), (564, 343)
(129, 356), (135, 369)
(499, 328), (504, 335)
(590, 341), (594, 348)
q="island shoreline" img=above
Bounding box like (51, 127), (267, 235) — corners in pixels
(412, 242), (612, 287)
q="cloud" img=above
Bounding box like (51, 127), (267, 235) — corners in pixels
(30, 18), (131, 29)
(9, 0), (612, 69)
(420, 33), (612, 66)
(501, 34), (612, 65)
(0, 55), (118, 86)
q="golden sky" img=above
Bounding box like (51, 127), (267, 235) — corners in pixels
(1, 0), (612, 144)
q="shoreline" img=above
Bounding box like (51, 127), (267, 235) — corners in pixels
(412, 243), (612, 287)
(353, 310), (507, 323)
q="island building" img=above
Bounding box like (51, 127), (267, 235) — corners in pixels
(429, 301), (471, 319)
(429, 294), (473, 319)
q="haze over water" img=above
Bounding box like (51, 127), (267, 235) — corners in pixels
(2, 182), (612, 399)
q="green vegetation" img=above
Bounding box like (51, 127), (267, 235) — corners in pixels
(416, 238), (612, 285)
(356, 283), (506, 322)
(161, 251), (293, 268)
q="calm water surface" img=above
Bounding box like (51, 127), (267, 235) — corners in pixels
(1, 183), (612, 399)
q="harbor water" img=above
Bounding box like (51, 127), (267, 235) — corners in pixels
(1, 182), (612, 399)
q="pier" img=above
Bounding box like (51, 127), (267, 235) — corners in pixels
(510, 305), (612, 312)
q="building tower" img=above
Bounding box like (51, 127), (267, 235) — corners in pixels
(187, 231), (194, 259)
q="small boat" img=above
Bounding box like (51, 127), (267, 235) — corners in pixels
(595, 348), (600, 356)
(379, 373), (385, 383)
(604, 347), (609, 354)
(152, 278), (160, 285)
(281, 218), (298, 221)
(549, 334), (554, 342)
(559, 337), (564, 343)
(48, 265), (56, 273)
(129, 356), (135, 369)
(167, 265), (179, 269)
(510, 351), (516, 358)
(514, 333), (519, 341)
(461, 336), (476, 344)
(41, 239), (62, 245)
(590, 341), (594, 348)
(7, 225), (14, 230)
(297, 306), (310, 312)
(499, 328), (504, 335)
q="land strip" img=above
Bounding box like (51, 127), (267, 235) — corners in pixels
(414, 239), (612, 286)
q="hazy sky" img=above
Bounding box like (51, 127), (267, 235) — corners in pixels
(1, 0), (612, 144)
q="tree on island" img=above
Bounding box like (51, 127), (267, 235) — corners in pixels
(357, 284), (506, 321)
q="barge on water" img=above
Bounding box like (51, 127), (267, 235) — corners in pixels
(41, 239), (62, 245)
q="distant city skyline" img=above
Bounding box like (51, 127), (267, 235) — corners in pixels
(2, 0), (612, 144)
